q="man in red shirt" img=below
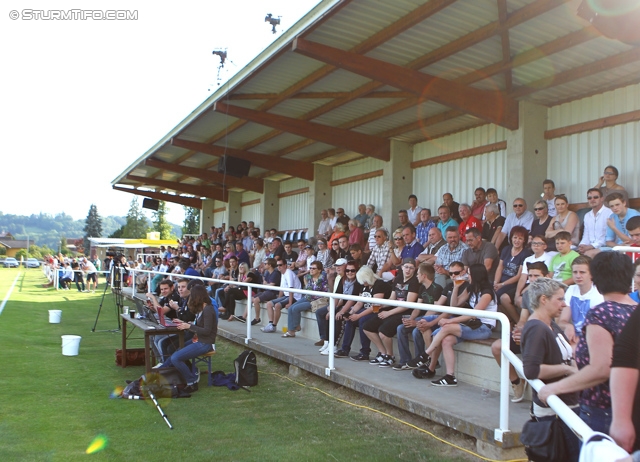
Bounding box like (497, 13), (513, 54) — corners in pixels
(458, 204), (482, 242)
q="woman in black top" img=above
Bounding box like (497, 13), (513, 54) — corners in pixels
(521, 277), (580, 462)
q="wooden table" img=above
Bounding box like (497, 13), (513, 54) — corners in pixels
(120, 314), (184, 374)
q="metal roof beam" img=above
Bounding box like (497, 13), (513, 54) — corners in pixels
(292, 38), (519, 130)
(170, 137), (316, 181)
(145, 158), (263, 194)
(213, 101), (391, 161)
(125, 175), (228, 202)
(113, 186), (203, 209)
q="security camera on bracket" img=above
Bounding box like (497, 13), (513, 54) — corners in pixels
(265, 14), (281, 34)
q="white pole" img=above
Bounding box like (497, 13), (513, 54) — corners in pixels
(326, 296), (335, 376)
(245, 286), (252, 343)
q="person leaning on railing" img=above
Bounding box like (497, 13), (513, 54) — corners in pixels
(521, 277), (581, 462)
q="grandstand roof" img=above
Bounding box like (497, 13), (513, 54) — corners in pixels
(112, 0), (640, 207)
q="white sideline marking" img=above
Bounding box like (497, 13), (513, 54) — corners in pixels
(0, 272), (21, 316)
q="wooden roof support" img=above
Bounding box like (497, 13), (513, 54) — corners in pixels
(213, 101), (391, 161)
(125, 174), (228, 202)
(144, 158), (263, 194)
(170, 138), (315, 181)
(113, 186), (203, 209)
(292, 38), (519, 130)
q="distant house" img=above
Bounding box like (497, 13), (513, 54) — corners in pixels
(0, 239), (29, 258)
(0, 232), (15, 239)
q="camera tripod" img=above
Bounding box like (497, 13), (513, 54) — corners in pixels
(91, 263), (124, 332)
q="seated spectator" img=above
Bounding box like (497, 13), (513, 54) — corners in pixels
(335, 266), (392, 360)
(281, 241), (298, 267)
(458, 204), (482, 242)
(316, 260), (362, 354)
(471, 187), (488, 220)
(317, 209), (332, 239)
(538, 251), (637, 434)
(545, 195), (580, 247)
(59, 262), (74, 290)
(365, 214), (384, 253)
(296, 245), (317, 280)
(250, 238), (266, 270)
(578, 188), (612, 258)
(397, 209), (410, 231)
(520, 278), (581, 461)
(214, 256), (238, 313)
(349, 244), (366, 268)
(419, 264), (497, 386)
(530, 199), (554, 250)
(437, 205), (459, 237)
(282, 261), (328, 338)
(557, 256), (604, 347)
(514, 235), (555, 308)
(261, 257), (302, 333)
(483, 188), (507, 219)
(400, 224), (424, 260)
(595, 165), (629, 206)
(494, 198), (534, 250)
(549, 231), (580, 285)
(417, 227), (446, 266)
(490, 262), (548, 403)
(367, 228), (391, 277)
(461, 228), (499, 282)
(328, 223), (346, 248)
(242, 258), (281, 326)
(415, 208), (434, 246)
(442, 193), (461, 222)
(354, 203), (368, 229)
(348, 219), (365, 248)
(159, 284), (217, 393)
(146, 279), (183, 360)
(628, 259), (640, 304)
(494, 226), (532, 324)
(336, 235), (351, 261)
(407, 194), (423, 226)
(328, 208), (337, 229)
(606, 193), (640, 248)
(268, 237), (285, 260)
(364, 258), (420, 367)
(365, 204), (376, 232)
(394, 263), (446, 370)
(336, 207), (350, 229)
(290, 239), (308, 274)
(227, 263), (255, 322)
(315, 238), (333, 269)
(482, 203), (506, 251)
(433, 226), (469, 288)
(541, 179), (557, 217)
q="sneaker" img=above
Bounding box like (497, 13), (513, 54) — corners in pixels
(233, 315), (247, 323)
(431, 374), (457, 387)
(319, 341), (329, 352)
(378, 355), (394, 368)
(335, 349), (349, 358)
(261, 323), (276, 333)
(511, 379), (527, 403)
(250, 318), (261, 326)
(392, 362), (411, 371)
(412, 366), (436, 379)
(320, 348), (333, 356)
(369, 352), (384, 365)
(195, 369), (201, 383)
(407, 353), (430, 369)
(152, 362), (163, 369)
(350, 353), (370, 362)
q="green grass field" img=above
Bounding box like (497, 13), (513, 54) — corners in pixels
(0, 269), (476, 461)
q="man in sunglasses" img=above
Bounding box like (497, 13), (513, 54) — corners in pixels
(262, 258), (302, 333)
(367, 228), (392, 279)
(494, 198), (534, 250)
(578, 188), (612, 258)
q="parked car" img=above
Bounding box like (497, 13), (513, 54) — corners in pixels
(25, 258), (41, 268)
(3, 257), (19, 268)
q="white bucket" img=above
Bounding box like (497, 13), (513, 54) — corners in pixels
(49, 310), (62, 324)
(61, 335), (81, 356)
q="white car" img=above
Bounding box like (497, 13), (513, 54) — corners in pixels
(25, 258), (41, 268)
(3, 257), (19, 268)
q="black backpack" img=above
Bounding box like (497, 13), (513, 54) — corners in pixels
(234, 350), (258, 388)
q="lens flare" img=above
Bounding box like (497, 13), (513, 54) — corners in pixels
(85, 434), (108, 454)
(586, 0), (640, 17)
(110, 386), (124, 399)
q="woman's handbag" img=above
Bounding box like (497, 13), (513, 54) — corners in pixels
(310, 297), (329, 313)
(519, 415), (567, 462)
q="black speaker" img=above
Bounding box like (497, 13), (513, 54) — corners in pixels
(217, 156), (251, 178)
(142, 198), (160, 211)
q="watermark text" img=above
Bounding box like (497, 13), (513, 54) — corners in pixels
(9, 9), (138, 20)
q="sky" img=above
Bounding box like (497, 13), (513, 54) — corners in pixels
(1, 0), (321, 226)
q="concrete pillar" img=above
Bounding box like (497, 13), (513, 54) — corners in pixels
(382, 140), (413, 231)
(506, 101), (548, 206)
(308, 164), (332, 237)
(261, 180), (280, 231)
(227, 191), (242, 229)
(199, 199), (215, 234)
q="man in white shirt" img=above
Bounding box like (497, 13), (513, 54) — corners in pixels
(262, 257), (302, 333)
(557, 256), (604, 346)
(494, 198), (534, 249)
(578, 188), (612, 258)
(542, 179), (557, 217)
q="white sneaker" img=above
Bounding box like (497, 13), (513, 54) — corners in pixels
(320, 347), (334, 356)
(261, 323), (276, 333)
(319, 341), (329, 352)
(511, 379), (527, 403)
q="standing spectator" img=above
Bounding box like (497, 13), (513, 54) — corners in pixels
(415, 208), (434, 246)
(436, 205), (459, 238)
(594, 165), (629, 205)
(442, 193), (461, 222)
(605, 193), (640, 247)
(542, 179), (558, 217)
(471, 187), (488, 220)
(407, 194), (423, 226)
(545, 195), (580, 247)
(578, 188), (612, 258)
(494, 198), (534, 250)
(458, 204), (482, 242)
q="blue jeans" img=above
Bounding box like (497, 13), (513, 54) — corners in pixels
(579, 404), (612, 435)
(214, 287), (225, 309)
(161, 339), (214, 385)
(396, 315), (439, 364)
(341, 308), (375, 355)
(287, 299), (312, 332)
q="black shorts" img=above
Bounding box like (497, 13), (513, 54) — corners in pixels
(496, 283), (517, 302)
(363, 312), (405, 337)
(87, 273), (96, 282)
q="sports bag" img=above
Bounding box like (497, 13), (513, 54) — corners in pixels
(519, 416), (567, 462)
(234, 350), (258, 388)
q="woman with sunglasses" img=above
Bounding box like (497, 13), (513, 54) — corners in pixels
(494, 226), (532, 324)
(530, 199), (554, 249)
(387, 231), (404, 272)
(546, 195), (580, 247)
(282, 261), (328, 338)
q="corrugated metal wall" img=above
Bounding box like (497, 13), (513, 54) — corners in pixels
(279, 178), (311, 231)
(547, 83), (640, 201)
(332, 158), (385, 217)
(241, 192), (262, 228)
(413, 125), (508, 212)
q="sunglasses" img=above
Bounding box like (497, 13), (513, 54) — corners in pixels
(513, 204), (524, 208)
(277, 263), (286, 267)
(534, 207), (545, 211)
(449, 270), (463, 276)
(345, 269), (356, 273)
(332, 242), (339, 246)
(394, 237), (402, 240)
(310, 267), (319, 271)
(587, 196), (600, 200)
